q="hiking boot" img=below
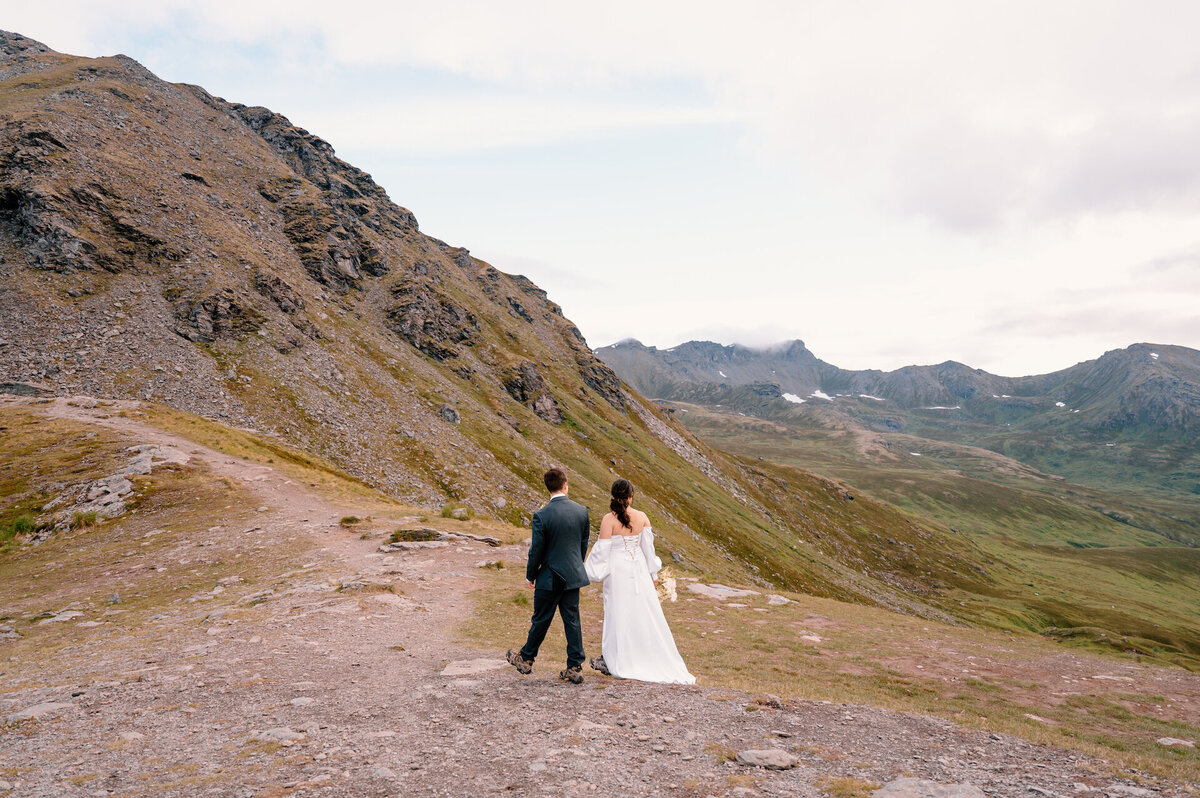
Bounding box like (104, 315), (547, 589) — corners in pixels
(559, 665), (584, 684)
(506, 649), (532, 675)
(589, 656), (610, 675)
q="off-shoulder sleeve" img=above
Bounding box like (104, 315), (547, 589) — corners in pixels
(585, 538), (612, 582)
(639, 527), (663, 578)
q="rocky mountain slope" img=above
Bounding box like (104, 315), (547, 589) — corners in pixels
(597, 339), (1200, 495)
(0, 31), (1010, 623)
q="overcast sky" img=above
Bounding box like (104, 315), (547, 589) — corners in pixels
(9, 1), (1200, 376)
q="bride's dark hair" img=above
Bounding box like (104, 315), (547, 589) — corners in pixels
(610, 479), (634, 529)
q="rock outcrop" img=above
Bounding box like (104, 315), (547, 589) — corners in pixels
(502, 362), (562, 423)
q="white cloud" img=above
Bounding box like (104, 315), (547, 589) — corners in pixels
(311, 97), (733, 156)
(21, 1), (1200, 231)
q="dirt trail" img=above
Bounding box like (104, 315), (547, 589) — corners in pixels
(0, 398), (1191, 796)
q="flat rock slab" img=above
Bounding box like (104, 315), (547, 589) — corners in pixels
(446, 531), (502, 547)
(872, 778), (985, 797)
(6, 702), (73, 724)
(1156, 736), (1194, 748)
(38, 611), (84, 624)
(686, 582), (759, 600)
(766, 594), (790, 605)
(440, 658), (509, 676)
(253, 727), (305, 744)
(735, 749), (799, 769)
(379, 541), (450, 552)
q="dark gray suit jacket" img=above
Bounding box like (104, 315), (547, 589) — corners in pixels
(526, 495), (590, 590)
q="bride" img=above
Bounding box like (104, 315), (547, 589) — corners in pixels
(584, 479), (695, 684)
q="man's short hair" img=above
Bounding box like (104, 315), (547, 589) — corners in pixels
(543, 467), (567, 493)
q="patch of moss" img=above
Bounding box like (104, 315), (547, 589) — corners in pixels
(389, 529), (439, 543)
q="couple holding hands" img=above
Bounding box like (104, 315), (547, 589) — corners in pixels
(507, 468), (695, 685)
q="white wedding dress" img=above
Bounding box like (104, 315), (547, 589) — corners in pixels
(585, 526), (695, 684)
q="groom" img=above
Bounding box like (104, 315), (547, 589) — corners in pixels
(507, 467), (590, 684)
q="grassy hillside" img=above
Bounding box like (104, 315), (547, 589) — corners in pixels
(674, 402), (1200, 671)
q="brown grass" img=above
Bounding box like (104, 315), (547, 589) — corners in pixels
(817, 775), (881, 798)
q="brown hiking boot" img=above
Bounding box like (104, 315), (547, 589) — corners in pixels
(559, 665), (583, 684)
(506, 649), (532, 675)
(589, 656), (610, 675)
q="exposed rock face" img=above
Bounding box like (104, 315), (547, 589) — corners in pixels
(172, 289), (265, 343)
(34, 442), (188, 540)
(227, 98), (415, 291)
(502, 362), (562, 423)
(577, 356), (625, 409)
(385, 276), (479, 361)
(0, 133), (183, 274)
(253, 271), (304, 314)
(256, 175), (386, 289)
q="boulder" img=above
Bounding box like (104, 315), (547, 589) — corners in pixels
(88, 474), (133, 500)
(735, 749), (799, 769)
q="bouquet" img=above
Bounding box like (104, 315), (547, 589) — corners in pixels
(656, 565), (678, 603)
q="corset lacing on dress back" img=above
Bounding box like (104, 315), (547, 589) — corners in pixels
(617, 532), (643, 593)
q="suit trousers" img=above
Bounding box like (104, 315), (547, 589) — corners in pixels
(520, 574), (584, 669)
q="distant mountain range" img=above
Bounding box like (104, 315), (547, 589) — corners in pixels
(597, 339), (1200, 495)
